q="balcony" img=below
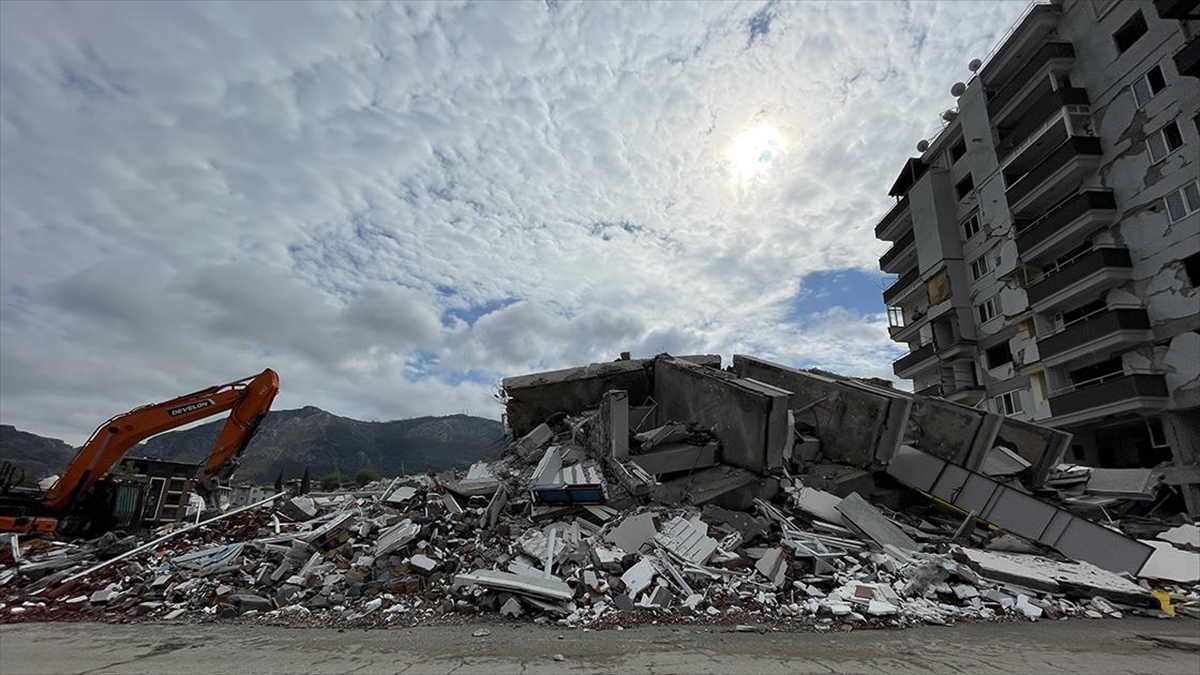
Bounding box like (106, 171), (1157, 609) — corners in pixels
(1037, 308), (1152, 368)
(893, 342), (937, 379)
(1005, 137), (1103, 214)
(1175, 34), (1200, 79)
(1047, 373), (1169, 428)
(987, 42), (1076, 118)
(1154, 0), (1200, 21)
(879, 229), (916, 272)
(874, 195), (911, 241)
(997, 87), (1090, 162)
(1015, 190), (1117, 261)
(1027, 247), (1133, 311)
(882, 267), (921, 305)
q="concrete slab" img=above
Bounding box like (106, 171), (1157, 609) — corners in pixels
(792, 487), (843, 523)
(631, 442), (719, 476)
(835, 493), (918, 552)
(502, 355), (720, 437)
(1137, 541), (1200, 583)
(604, 512), (659, 554)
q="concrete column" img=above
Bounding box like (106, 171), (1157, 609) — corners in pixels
(1161, 410), (1200, 519)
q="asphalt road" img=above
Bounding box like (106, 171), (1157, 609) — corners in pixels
(1, 617), (1198, 674)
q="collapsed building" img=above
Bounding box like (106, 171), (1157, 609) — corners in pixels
(1, 354), (1197, 630)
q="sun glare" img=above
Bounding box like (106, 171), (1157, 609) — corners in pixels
(730, 126), (784, 183)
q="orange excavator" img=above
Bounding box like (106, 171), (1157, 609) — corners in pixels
(0, 368), (279, 535)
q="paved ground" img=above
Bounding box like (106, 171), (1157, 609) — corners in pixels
(1, 618), (1198, 674)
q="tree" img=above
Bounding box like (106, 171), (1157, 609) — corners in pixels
(274, 471), (283, 495)
(300, 467), (311, 495)
(354, 467), (379, 487)
(320, 473), (343, 491)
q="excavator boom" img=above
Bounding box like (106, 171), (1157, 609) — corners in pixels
(41, 369), (279, 513)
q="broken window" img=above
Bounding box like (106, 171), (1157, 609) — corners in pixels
(993, 390), (1024, 416)
(985, 342), (1013, 370)
(961, 212), (981, 241)
(955, 174), (975, 201)
(950, 139), (967, 164)
(976, 295), (1000, 324)
(1132, 64), (1166, 108)
(1184, 252), (1200, 288)
(1165, 180), (1200, 223)
(1147, 120), (1184, 163)
(1113, 11), (1147, 54)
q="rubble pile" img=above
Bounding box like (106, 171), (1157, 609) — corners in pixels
(1, 353), (1197, 631)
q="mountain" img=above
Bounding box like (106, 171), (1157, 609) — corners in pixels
(0, 424), (78, 482)
(0, 408), (506, 484)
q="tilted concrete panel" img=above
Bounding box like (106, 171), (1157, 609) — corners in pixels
(653, 358), (788, 474)
(732, 355), (910, 468)
(502, 355), (721, 437)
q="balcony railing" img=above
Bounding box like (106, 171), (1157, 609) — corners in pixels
(882, 267), (921, 305)
(874, 195), (911, 239)
(1015, 190), (1116, 254)
(1175, 34), (1200, 79)
(1048, 373), (1168, 417)
(879, 229), (916, 271)
(892, 342), (936, 377)
(997, 87), (1089, 160)
(1037, 308), (1150, 361)
(1027, 247), (1132, 307)
(988, 42), (1076, 116)
(1005, 137), (1103, 206)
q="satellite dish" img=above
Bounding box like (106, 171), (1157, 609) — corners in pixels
(941, 109), (959, 122)
(950, 82), (967, 97)
(916, 139), (930, 152)
(968, 58), (982, 72)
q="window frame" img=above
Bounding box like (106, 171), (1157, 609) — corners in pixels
(1131, 64), (1166, 108)
(976, 295), (1000, 324)
(1148, 120), (1184, 163)
(1165, 180), (1200, 223)
(969, 252), (997, 281)
(994, 390), (1025, 416)
(961, 212), (981, 241)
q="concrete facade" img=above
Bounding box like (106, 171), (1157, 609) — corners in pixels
(874, 0), (1200, 515)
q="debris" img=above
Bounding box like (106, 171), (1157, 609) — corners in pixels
(1137, 541), (1200, 583)
(472, 628), (492, 638)
(1158, 524), (1200, 549)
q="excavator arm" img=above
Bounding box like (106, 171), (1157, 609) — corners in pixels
(42, 369), (279, 513)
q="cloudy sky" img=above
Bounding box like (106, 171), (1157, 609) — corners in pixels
(0, 0), (1033, 442)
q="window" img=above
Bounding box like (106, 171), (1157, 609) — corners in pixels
(970, 253), (997, 281)
(955, 174), (975, 200)
(985, 342), (1014, 370)
(1184, 252), (1200, 288)
(961, 212), (981, 240)
(977, 296), (1000, 323)
(950, 139), (966, 163)
(993, 391), (1024, 416)
(1132, 65), (1166, 108)
(1113, 11), (1148, 54)
(1165, 180), (1200, 223)
(1147, 121), (1184, 163)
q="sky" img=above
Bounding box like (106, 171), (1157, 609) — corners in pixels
(0, 0), (1034, 442)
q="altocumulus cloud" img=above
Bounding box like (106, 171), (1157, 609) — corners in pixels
(0, 0), (1031, 441)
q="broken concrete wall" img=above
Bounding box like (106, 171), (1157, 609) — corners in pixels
(502, 355), (720, 437)
(993, 415), (1072, 488)
(732, 355), (909, 469)
(905, 397), (1002, 471)
(653, 358), (788, 475)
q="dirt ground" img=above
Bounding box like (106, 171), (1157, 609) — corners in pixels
(1, 616), (1198, 674)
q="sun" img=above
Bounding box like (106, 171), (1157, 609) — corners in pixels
(730, 125), (784, 183)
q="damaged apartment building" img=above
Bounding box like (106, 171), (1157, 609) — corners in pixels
(874, 0), (1200, 516)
